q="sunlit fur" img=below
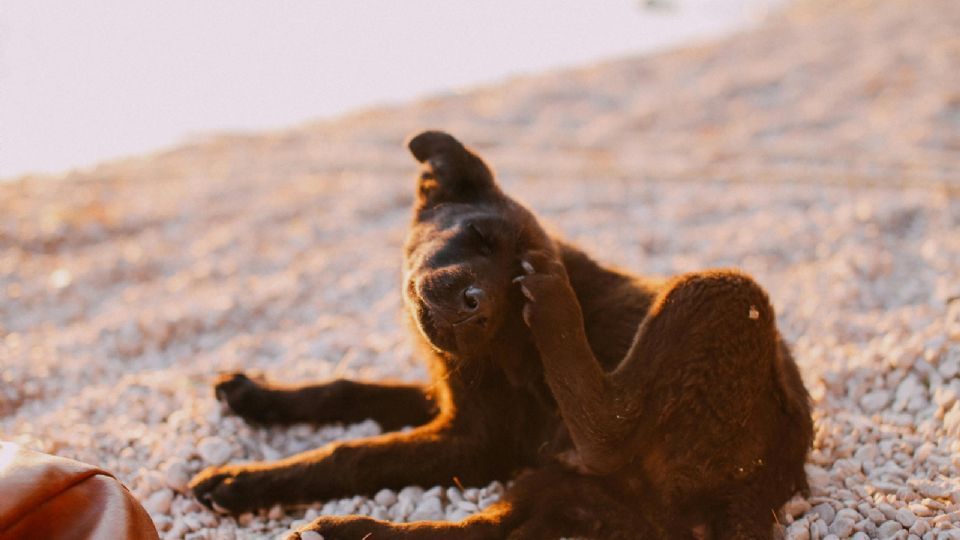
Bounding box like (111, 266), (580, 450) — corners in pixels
(190, 131), (813, 540)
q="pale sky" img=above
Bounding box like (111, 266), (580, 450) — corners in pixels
(0, 0), (782, 180)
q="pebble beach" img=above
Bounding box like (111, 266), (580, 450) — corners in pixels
(2, 1), (960, 539)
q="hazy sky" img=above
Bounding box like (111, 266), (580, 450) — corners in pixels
(0, 0), (781, 179)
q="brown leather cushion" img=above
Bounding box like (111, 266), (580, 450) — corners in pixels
(0, 442), (160, 540)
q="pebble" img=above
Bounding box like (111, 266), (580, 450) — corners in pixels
(810, 519), (828, 540)
(943, 403), (960, 436)
(143, 489), (174, 516)
(898, 508), (919, 528)
(374, 489), (397, 507)
(814, 503), (836, 525)
(786, 520), (810, 540)
(785, 498), (812, 518)
(409, 496), (444, 521)
(880, 521), (904, 539)
(299, 532), (323, 540)
(861, 390), (892, 413)
(4, 4), (960, 538)
(161, 459), (191, 491)
(197, 436), (232, 466)
(939, 356), (959, 379)
(829, 517), (855, 537)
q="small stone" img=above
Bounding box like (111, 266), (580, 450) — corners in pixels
(939, 355), (959, 379)
(143, 488), (174, 516)
(861, 390), (891, 413)
(868, 508), (887, 523)
(785, 520), (810, 540)
(299, 532), (324, 540)
(268, 504), (284, 520)
(813, 503), (836, 525)
(455, 499), (479, 513)
(423, 486), (443, 499)
(409, 496), (444, 521)
(832, 459), (861, 477)
(879, 520), (903, 539)
(784, 497), (812, 518)
(836, 509), (862, 523)
(197, 436), (232, 466)
(806, 465), (830, 489)
(829, 517), (855, 537)
(446, 487), (463, 504)
(397, 486), (423, 503)
(447, 509), (473, 522)
(944, 402), (960, 436)
(161, 459), (190, 491)
(810, 518), (828, 540)
(374, 488), (397, 507)
(181, 513), (202, 531)
(896, 508), (917, 528)
(478, 495), (499, 510)
(878, 504), (898, 520)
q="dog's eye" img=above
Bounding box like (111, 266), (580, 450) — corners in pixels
(468, 223), (493, 255)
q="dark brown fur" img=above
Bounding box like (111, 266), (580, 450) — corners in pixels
(189, 131), (813, 539)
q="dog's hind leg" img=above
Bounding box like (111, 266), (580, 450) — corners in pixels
(285, 467), (656, 540)
(213, 372), (437, 430)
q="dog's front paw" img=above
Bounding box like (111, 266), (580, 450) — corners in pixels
(513, 250), (582, 339)
(286, 516), (388, 540)
(189, 464), (263, 514)
(214, 372), (280, 423)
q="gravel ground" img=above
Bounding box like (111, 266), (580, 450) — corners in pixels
(2, 1), (960, 539)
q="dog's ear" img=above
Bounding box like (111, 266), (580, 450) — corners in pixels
(406, 130), (499, 206)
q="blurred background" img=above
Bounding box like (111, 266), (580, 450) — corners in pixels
(1, 0), (782, 179)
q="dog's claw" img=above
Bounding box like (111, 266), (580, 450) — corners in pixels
(521, 260), (535, 274)
(520, 285), (535, 301)
(522, 304), (533, 327)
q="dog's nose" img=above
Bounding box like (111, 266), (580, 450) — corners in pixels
(461, 286), (486, 313)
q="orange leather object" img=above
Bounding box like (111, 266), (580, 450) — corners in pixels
(0, 442), (160, 540)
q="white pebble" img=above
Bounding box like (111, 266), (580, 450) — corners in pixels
(861, 390), (892, 413)
(374, 488), (397, 507)
(829, 517), (855, 537)
(814, 503), (836, 525)
(143, 489), (174, 516)
(197, 436), (232, 466)
(897, 508), (918, 528)
(786, 520), (810, 540)
(784, 497), (811, 518)
(161, 459), (190, 491)
(409, 496), (444, 521)
(879, 520), (903, 539)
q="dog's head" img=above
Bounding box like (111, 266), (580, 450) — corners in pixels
(402, 131), (551, 356)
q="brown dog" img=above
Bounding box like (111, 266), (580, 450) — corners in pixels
(189, 131), (813, 539)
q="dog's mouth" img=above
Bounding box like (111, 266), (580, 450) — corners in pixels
(452, 313), (487, 327)
(414, 299), (491, 352)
